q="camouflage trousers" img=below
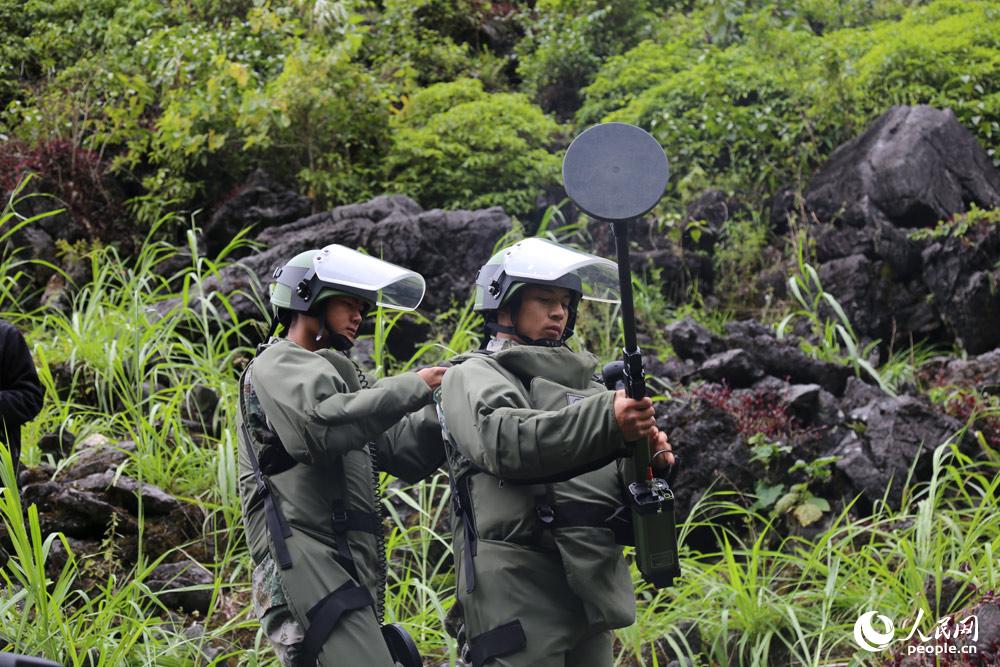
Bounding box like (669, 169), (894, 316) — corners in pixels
(252, 555), (305, 666)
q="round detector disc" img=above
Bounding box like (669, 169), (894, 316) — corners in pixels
(562, 122), (670, 222)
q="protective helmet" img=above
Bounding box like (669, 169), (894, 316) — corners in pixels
(474, 237), (620, 346)
(269, 244), (425, 348)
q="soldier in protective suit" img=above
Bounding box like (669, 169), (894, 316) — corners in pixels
(437, 238), (674, 667)
(238, 244), (447, 666)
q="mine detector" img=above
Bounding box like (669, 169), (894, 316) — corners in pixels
(563, 122), (681, 588)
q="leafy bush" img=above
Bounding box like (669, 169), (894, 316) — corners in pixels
(576, 38), (699, 128)
(581, 26), (832, 198)
(828, 0), (1000, 159)
(236, 42), (392, 205)
(516, 0), (658, 118)
(4, 2), (389, 224)
(0, 139), (123, 241)
(360, 0), (505, 90)
(580, 0), (1000, 201)
(385, 78), (564, 215)
(696, 0), (919, 46)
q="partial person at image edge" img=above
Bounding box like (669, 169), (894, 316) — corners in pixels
(0, 319), (44, 486)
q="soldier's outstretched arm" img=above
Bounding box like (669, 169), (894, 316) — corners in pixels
(440, 358), (624, 481)
(376, 402), (445, 483)
(253, 346), (433, 465)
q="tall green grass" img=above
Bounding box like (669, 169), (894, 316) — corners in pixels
(617, 440), (999, 666)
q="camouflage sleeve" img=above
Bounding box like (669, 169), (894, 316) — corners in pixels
(252, 555), (304, 666)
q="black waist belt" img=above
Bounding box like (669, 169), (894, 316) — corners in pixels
(535, 500), (635, 546)
(469, 619), (526, 667)
(331, 499), (383, 581)
(299, 581), (375, 667)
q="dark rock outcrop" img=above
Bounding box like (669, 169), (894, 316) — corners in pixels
(10, 434), (206, 584)
(816, 252), (942, 348)
(695, 349), (763, 387)
(723, 320), (853, 395)
(833, 394), (968, 507)
(72, 471), (183, 516)
(798, 105), (1000, 354)
(919, 348), (1000, 395)
(38, 430), (76, 460)
(658, 398), (750, 540)
(203, 170), (313, 259)
(199, 194), (512, 332)
(587, 216), (716, 304)
(665, 317), (852, 395)
(652, 315), (986, 536)
(683, 189), (746, 254)
(666, 318), (723, 363)
(920, 221), (1000, 354)
(805, 105), (1000, 229)
(147, 560), (215, 614)
(61, 435), (134, 480)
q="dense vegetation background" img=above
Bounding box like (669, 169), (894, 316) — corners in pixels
(3, 0), (998, 232)
(1, 1), (999, 665)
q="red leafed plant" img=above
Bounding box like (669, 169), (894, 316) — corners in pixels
(0, 138), (123, 239)
(689, 381), (800, 440)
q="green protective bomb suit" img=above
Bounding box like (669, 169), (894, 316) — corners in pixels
(238, 245), (443, 666)
(238, 339), (443, 666)
(438, 340), (637, 667)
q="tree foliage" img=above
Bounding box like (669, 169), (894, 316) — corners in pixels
(580, 0), (1000, 198)
(0, 0), (997, 233)
(516, 0), (659, 118)
(386, 78), (564, 215)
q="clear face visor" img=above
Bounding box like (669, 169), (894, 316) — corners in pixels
(500, 238), (620, 303)
(313, 244), (426, 311)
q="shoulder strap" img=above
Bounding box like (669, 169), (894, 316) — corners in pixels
(239, 364), (294, 570)
(434, 390), (480, 593)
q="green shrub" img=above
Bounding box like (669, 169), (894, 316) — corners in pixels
(360, 0), (505, 90)
(5, 3), (391, 219)
(236, 42), (392, 205)
(516, 0), (657, 118)
(386, 78), (564, 215)
(576, 38), (698, 128)
(579, 0), (1000, 201)
(696, 0), (920, 46)
(597, 30), (830, 197)
(829, 0), (1000, 158)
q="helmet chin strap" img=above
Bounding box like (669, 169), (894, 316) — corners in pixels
(481, 291), (580, 349)
(314, 319), (354, 351)
(484, 311), (577, 349)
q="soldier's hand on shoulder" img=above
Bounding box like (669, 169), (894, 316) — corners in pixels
(613, 390), (657, 441)
(416, 366), (448, 389)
